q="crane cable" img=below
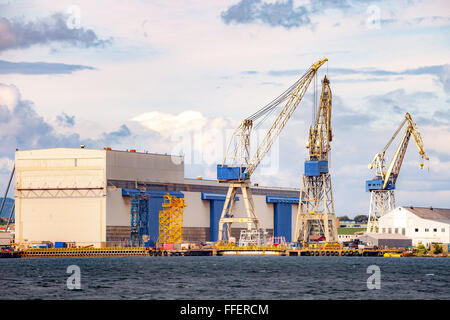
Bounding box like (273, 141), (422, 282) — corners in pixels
(246, 68), (311, 128)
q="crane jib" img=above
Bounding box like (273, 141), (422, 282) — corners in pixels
(365, 112), (429, 192)
(218, 58), (328, 182)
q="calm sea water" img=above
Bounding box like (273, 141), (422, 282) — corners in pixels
(0, 256), (448, 300)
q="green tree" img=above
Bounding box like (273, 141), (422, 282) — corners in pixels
(432, 243), (443, 255)
(416, 244), (428, 255)
(354, 215), (368, 223)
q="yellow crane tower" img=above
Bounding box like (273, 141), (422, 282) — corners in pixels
(366, 112), (429, 233)
(294, 75), (338, 243)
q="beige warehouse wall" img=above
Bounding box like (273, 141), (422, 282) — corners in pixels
(17, 197), (106, 246)
(182, 191), (278, 230)
(15, 148), (105, 190)
(291, 204), (299, 240)
(106, 187), (130, 226)
(223, 194), (274, 230)
(183, 191), (210, 228)
(15, 148), (107, 247)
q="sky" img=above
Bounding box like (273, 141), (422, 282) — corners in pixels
(0, 0), (449, 217)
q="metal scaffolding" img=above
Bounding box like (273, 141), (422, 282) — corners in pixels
(158, 193), (186, 244)
(367, 190), (395, 233)
(129, 192), (149, 247)
(238, 228), (268, 247)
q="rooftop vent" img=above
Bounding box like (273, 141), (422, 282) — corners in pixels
(130, 149), (136, 153)
(80, 145), (86, 148)
(104, 147), (111, 151)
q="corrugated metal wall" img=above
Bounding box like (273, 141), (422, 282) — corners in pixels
(273, 203), (292, 242)
(266, 196), (299, 243)
(209, 199), (224, 242)
(201, 193), (229, 242)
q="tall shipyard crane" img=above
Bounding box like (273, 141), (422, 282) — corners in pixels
(294, 76), (338, 243)
(217, 58), (328, 242)
(366, 112), (429, 233)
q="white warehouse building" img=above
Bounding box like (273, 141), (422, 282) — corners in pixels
(378, 206), (450, 247)
(14, 148), (300, 247)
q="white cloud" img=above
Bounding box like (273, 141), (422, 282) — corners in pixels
(0, 83), (20, 111)
(421, 125), (450, 155)
(0, 157), (14, 172)
(427, 157), (450, 175)
(132, 110), (237, 166)
(132, 110), (228, 138)
(396, 190), (450, 208)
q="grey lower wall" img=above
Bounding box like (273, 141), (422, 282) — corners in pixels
(379, 238), (412, 248)
(106, 226), (275, 244)
(183, 227), (209, 242)
(106, 226), (130, 244)
(184, 227), (274, 242)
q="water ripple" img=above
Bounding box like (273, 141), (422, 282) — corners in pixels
(0, 256), (448, 299)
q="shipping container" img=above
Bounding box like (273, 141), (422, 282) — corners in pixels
(162, 243), (174, 250)
(32, 243), (51, 249)
(54, 242), (67, 248)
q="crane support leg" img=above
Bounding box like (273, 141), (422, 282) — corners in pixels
(295, 173), (337, 243)
(217, 182), (260, 242)
(367, 190), (395, 233)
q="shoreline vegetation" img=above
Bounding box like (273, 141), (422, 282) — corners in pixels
(406, 243), (449, 257)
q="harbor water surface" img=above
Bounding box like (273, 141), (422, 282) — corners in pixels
(0, 256), (449, 299)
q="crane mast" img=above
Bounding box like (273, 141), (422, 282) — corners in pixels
(294, 76), (338, 243)
(366, 112), (429, 233)
(217, 58), (328, 242)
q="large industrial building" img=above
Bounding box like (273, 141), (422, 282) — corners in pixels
(14, 148), (300, 247)
(378, 206), (450, 247)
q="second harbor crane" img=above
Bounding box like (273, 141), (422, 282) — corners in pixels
(366, 112), (429, 233)
(217, 58), (328, 243)
(294, 75), (338, 243)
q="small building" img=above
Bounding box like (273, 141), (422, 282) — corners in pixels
(338, 219), (367, 229)
(357, 233), (412, 248)
(0, 231), (13, 246)
(378, 206), (450, 247)
(337, 227), (365, 243)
